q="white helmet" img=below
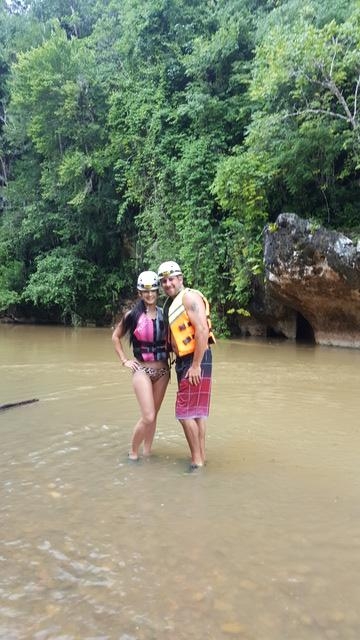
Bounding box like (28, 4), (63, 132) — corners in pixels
(157, 260), (182, 279)
(137, 271), (159, 291)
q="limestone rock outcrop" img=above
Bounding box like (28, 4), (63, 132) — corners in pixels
(263, 213), (360, 348)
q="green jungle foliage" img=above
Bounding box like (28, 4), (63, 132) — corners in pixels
(0, 0), (359, 329)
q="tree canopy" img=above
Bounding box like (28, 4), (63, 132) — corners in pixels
(0, 0), (359, 329)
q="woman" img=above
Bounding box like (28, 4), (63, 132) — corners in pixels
(112, 271), (170, 460)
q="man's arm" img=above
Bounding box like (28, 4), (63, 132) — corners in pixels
(183, 290), (209, 384)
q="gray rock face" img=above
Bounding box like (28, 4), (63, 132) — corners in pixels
(263, 213), (360, 348)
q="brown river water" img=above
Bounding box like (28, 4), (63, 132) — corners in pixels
(1, 325), (360, 640)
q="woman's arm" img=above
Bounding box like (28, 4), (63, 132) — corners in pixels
(112, 316), (130, 366)
(112, 313), (139, 371)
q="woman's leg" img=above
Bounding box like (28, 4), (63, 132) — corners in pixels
(143, 371), (170, 455)
(130, 372), (156, 459)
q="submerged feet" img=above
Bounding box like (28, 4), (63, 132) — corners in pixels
(128, 448), (153, 462)
(127, 451), (205, 471)
(189, 462), (204, 472)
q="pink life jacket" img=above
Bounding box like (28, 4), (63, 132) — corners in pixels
(132, 310), (167, 362)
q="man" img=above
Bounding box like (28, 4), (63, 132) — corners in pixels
(158, 261), (215, 469)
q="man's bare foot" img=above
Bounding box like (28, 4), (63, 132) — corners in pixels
(189, 462), (204, 472)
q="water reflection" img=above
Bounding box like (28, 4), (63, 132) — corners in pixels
(1, 326), (360, 639)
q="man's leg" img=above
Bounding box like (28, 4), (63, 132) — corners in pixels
(196, 417), (207, 465)
(176, 351), (211, 467)
(179, 418), (203, 466)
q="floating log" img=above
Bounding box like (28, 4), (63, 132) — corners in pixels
(0, 398), (39, 411)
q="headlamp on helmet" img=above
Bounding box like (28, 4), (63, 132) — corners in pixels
(157, 261), (182, 279)
(137, 271), (159, 291)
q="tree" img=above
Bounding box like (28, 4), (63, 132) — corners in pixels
(106, 0), (257, 329)
(245, 2), (360, 226)
(2, 15), (132, 322)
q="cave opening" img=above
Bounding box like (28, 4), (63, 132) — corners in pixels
(296, 312), (315, 343)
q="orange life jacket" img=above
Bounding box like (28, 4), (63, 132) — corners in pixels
(167, 288), (215, 357)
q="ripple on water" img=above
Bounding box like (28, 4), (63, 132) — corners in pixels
(1, 331), (360, 638)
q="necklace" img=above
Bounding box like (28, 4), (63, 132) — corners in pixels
(145, 306), (157, 320)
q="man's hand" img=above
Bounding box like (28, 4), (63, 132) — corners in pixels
(185, 363), (201, 385)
